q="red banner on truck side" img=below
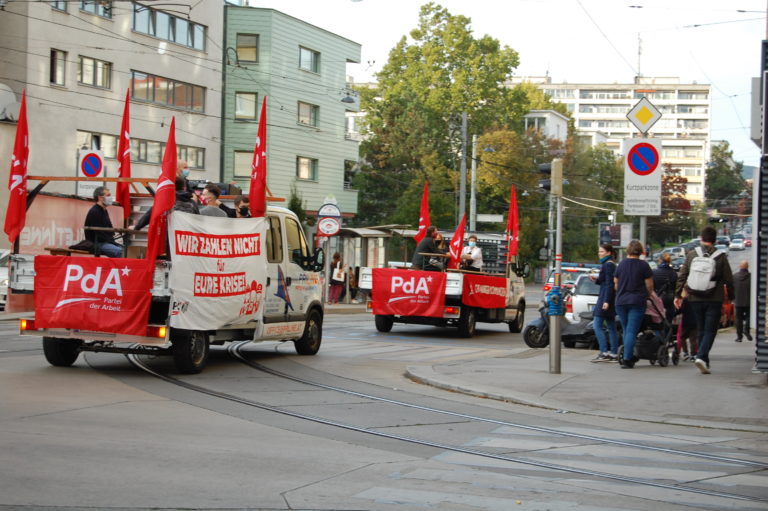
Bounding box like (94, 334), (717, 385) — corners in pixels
(33, 255), (152, 336)
(462, 273), (508, 309)
(372, 268), (446, 317)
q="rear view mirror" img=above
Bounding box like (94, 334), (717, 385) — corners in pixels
(311, 247), (325, 272)
(514, 262), (531, 279)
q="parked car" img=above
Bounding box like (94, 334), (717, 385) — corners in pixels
(541, 264), (599, 293)
(730, 238), (745, 251)
(670, 256), (686, 271)
(565, 274), (600, 323)
(652, 246), (685, 261)
(714, 242), (729, 254)
(716, 235), (730, 247)
(0, 249), (10, 310)
(745, 238), (753, 247)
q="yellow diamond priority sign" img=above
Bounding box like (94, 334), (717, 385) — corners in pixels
(626, 97), (661, 134)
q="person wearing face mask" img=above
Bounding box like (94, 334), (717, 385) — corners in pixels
(84, 186), (123, 258)
(176, 160), (191, 179)
(460, 234), (483, 271)
(234, 195), (251, 218)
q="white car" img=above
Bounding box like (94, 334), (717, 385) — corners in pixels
(730, 238), (745, 251)
(0, 250), (9, 310)
(565, 274), (600, 323)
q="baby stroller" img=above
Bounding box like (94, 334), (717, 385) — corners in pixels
(618, 292), (680, 367)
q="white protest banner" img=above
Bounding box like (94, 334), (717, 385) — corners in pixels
(168, 212), (267, 330)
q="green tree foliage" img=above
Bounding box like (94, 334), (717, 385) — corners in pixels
(287, 184), (307, 225)
(705, 141), (745, 211)
(355, 3), (562, 229)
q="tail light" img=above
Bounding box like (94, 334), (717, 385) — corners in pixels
(146, 326), (167, 338)
(444, 306), (460, 316)
(565, 294), (573, 314)
(366, 301), (373, 311)
(543, 283), (552, 292)
(20, 319), (37, 331)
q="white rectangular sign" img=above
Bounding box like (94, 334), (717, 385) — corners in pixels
(168, 212), (268, 330)
(623, 138), (662, 216)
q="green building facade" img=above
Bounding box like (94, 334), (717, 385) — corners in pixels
(222, 6), (361, 216)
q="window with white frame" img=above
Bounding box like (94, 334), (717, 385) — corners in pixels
(299, 46), (320, 73)
(50, 49), (67, 86)
(296, 156), (318, 180)
(132, 2), (206, 50)
(236, 34), (258, 63)
(78, 56), (111, 88)
(297, 101), (318, 127)
(235, 92), (257, 120)
(81, 0), (112, 18)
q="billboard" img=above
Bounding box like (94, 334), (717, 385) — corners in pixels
(598, 223), (633, 249)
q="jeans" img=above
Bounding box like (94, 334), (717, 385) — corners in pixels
(735, 306), (750, 339)
(594, 315), (618, 354)
(690, 301), (722, 364)
(96, 241), (123, 258)
(616, 304), (645, 361)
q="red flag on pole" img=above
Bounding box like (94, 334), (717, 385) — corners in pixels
(4, 89), (28, 246)
(116, 89), (131, 223)
(448, 213), (467, 270)
(145, 117), (177, 269)
(414, 180), (430, 243)
(506, 185), (519, 260)
(249, 96), (267, 217)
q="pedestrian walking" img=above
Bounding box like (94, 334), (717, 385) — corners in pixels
(674, 226), (734, 374)
(329, 252), (346, 304)
(614, 239), (654, 369)
(590, 243), (619, 362)
(653, 253), (678, 323)
(733, 260), (752, 342)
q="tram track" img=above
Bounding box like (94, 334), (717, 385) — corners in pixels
(126, 344), (768, 504)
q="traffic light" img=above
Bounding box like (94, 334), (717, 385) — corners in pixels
(537, 158), (563, 196)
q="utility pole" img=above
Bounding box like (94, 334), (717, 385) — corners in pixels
(470, 134), (477, 232)
(459, 112), (468, 223)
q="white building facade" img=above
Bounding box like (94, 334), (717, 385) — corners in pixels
(513, 77), (712, 203)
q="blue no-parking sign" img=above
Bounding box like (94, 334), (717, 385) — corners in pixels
(623, 138), (661, 216)
(76, 150), (106, 198)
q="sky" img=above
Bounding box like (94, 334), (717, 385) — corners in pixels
(253, 0), (766, 169)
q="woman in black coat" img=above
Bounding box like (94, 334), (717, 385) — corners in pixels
(590, 243), (619, 362)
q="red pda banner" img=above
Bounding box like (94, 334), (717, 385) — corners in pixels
(34, 255), (152, 336)
(462, 273), (509, 309)
(372, 268), (446, 318)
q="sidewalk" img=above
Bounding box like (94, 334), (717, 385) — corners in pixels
(407, 332), (768, 431)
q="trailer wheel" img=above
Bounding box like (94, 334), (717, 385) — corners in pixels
(172, 330), (209, 374)
(374, 314), (394, 333)
(295, 309), (322, 355)
(508, 303), (525, 333)
(42, 337), (82, 367)
(458, 307), (476, 338)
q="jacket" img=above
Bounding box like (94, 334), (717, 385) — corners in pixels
(732, 268), (751, 307)
(652, 262), (677, 306)
(593, 259), (616, 318)
(675, 244), (733, 303)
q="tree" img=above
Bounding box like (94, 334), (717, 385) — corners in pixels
(287, 184), (307, 225)
(647, 163), (693, 246)
(356, 3), (563, 228)
(705, 141), (745, 211)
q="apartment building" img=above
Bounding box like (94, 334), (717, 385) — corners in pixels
(512, 77), (711, 202)
(0, 0), (223, 196)
(222, 6), (361, 216)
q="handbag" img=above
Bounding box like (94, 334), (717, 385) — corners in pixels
(332, 265), (344, 282)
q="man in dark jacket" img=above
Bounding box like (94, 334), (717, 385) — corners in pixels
(733, 260), (752, 342)
(674, 226), (734, 374)
(84, 186), (123, 258)
(411, 226), (440, 270)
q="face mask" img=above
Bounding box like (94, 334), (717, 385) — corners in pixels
(239, 206), (251, 217)
(181, 169), (190, 177)
(468, 241), (476, 247)
(103, 196), (114, 206)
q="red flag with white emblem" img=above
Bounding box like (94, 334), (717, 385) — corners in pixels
(448, 213), (467, 270)
(250, 96), (267, 217)
(146, 117), (177, 269)
(506, 185), (519, 260)
(4, 90), (28, 245)
(116, 89), (132, 222)
(414, 181), (430, 243)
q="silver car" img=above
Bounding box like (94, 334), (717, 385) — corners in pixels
(0, 250), (9, 310)
(565, 274), (600, 323)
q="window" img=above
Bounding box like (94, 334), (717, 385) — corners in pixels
(299, 46), (320, 73)
(131, 71), (205, 112)
(285, 217), (309, 266)
(178, 146), (205, 168)
(234, 151), (253, 178)
(344, 160), (357, 190)
(235, 92), (257, 120)
(78, 56), (111, 88)
(81, 0), (112, 18)
(132, 2), (206, 51)
(236, 34), (258, 63)
(297, 101), (318, 127)
(50, 49), (67, 86)
(51, 0), (67, 11)
(296, 156), (318, 180)
(77, 130), (117, 158)
(678, 91), (709, 100)
(266, 216), (283, 263)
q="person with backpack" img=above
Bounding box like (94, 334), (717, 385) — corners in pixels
(590, 243), (619, 362)
(674, 226), (734, 374)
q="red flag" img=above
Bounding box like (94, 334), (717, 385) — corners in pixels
(4, 89), (28, 245)
(506, 185), (519, 260)
(448, 213), (467, 270)
(250, 96), (267, 217)
(116, 89), (131, 222)
(146, 117), (177, 269)
(414, 181), (430, 243)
